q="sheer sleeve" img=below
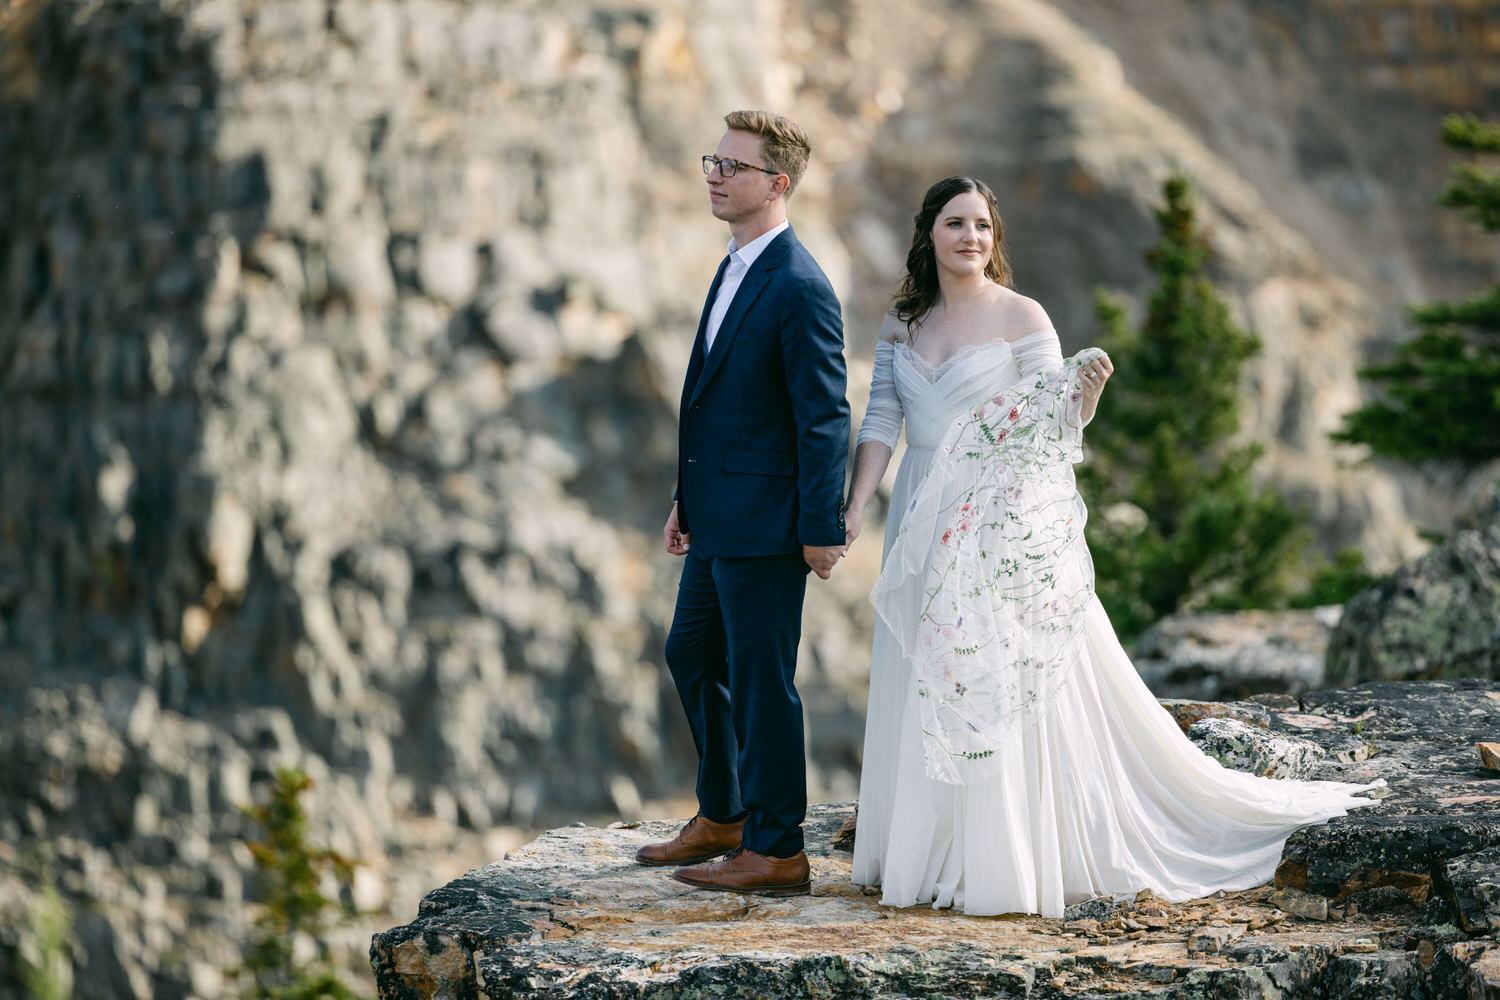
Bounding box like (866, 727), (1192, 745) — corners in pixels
(1012, 328), (1064, 378)
(856, 340), (903, 449)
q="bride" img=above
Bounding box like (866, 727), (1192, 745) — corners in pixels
(844, 176), (1382, 917)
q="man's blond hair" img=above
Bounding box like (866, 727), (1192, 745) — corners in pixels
(723, 110), (812, 196)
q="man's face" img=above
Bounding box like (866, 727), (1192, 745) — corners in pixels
(706, 130), (779, 225)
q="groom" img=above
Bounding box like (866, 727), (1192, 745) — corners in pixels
(636, 110), (849, 896)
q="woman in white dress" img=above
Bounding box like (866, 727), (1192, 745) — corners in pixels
(844, 176), (1382, 918)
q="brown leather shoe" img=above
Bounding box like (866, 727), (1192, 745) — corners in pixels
(671, 847), (811, 896)
(634, 814), (744, 867)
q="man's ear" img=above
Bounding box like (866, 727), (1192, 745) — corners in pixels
(771, 175), (791, 199)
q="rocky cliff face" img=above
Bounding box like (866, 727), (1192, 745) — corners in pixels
(0, 0), (1494, 996)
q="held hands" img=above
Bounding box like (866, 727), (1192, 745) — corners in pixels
(807, 497), (865, 579)
(1078, 353), (1114, 424)
(663, 502), (691, 555)
(667, 501), (845, 579)
(804, 544), (843, 580)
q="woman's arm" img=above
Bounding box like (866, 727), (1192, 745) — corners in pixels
(845, 439), (893, 549)
(846, 314), (905, 549)
(1006, 302), (1113, 424)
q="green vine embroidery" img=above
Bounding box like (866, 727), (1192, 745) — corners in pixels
(875, 350), (1107, 784)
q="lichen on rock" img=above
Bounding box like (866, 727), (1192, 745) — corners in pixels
(1188, 716), (1327, 779)
(1326, 498), (1500, 686)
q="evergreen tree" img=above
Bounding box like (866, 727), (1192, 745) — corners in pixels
(239, 768), (359, 1000)
(1079, 174), (1310, 641)
(1333, 114), (1500, 464)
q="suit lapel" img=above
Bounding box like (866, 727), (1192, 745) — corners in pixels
(682, 254), (732, 408)
(689, 229), (794, 406)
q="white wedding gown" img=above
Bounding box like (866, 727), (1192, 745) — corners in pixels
(851, 329), (1383, 917)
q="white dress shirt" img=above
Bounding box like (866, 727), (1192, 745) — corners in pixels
(704, 220), (789, 354)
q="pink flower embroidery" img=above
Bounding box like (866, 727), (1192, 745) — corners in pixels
(942, 529), (952, 544)
(996, 429), (1007, 442)
(1008, 407), (1020, 421)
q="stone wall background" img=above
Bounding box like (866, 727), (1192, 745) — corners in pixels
(0, 0), (1496, 996)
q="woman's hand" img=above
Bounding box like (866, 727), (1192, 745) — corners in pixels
(844, 503), (864, 551)
(1078, 353), (1113, 424)
(844, 440), (892, 555)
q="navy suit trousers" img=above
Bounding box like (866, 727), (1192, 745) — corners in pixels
(664, 548), (810, 859)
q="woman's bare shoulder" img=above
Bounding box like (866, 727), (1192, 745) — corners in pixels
(879, 309), (910, 344)
(984, 287), (1053, 342)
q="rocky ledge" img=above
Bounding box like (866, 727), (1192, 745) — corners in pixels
(371, 681), (1500, 999)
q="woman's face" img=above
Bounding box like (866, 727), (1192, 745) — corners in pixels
(929, 190), (994, 279)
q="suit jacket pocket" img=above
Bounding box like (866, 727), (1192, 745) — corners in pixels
(724, 447), (795, 477)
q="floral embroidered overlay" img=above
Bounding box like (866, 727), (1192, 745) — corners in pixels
(872, 348), (1106, 784)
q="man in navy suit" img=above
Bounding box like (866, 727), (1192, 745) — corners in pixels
(634, 110), (849, 895)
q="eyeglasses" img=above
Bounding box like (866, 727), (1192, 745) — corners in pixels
(702, 154), (781, 179)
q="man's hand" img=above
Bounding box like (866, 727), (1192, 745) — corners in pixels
(664, 503), (691, 555)
(803, 544), (843, 580)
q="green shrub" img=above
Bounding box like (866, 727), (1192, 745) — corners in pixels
(21, 885), (71, 1000)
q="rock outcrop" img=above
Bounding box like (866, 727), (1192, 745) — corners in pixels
(1187, 717), (1328, 780)
(1326, 493), (1500, 686)
(1133, 607), (1340, 700)
(373, 681), (1500, 999)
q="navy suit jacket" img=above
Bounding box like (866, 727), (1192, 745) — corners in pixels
(676, 227), (850, 558)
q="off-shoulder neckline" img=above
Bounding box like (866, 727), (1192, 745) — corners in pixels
(889, 328), (1055, 376)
